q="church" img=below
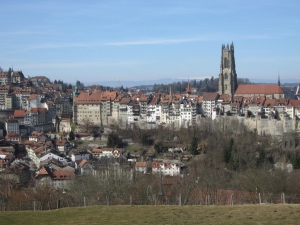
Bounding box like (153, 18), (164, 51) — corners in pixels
(218, 42), (285, 99)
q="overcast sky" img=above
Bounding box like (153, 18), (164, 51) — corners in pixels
(1, 0), (299, 84)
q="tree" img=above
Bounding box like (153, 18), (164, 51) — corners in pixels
(54, 79), (57, 84)
(189, 128), (199, 155)
(71, 123), (76, 132)
(224, 138), (234, 164)
(107, 132), (122, 148)
(81, 118), (93, 133)
(154, 142), (167, 153)
(69, 130), (75, 141)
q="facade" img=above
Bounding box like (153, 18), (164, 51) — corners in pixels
(0, 72), (11, 85)
(135, 161), (147, 174)
(0, 85), (13, 109)
(5, 118), (19, 135)
(202, 92), (219, 117)
(151, 161), (181, 176)
(70, 150), (90, 162)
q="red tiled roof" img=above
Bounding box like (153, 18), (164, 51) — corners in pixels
(6, 132), (20, 138)
(14, 110), (25, 118)
(203, 92), (219, 101)
(52, 170), (75, 180)
(263, 98), (289, 107)
(78, 159), (89, 167)
(235, 84), (284, 95)
(136, 161), (147, 167)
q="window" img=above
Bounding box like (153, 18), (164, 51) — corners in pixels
(225, 73), (228, 79)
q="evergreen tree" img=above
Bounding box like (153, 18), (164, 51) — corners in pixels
(107, 132), (122, 148)
(69, 130), (75, 141)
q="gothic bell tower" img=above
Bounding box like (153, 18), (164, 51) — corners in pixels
(218, 42), (237, 96)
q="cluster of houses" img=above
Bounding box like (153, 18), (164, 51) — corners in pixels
(0, 128), (183, 190)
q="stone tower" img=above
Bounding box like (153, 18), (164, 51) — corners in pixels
(218, 42), (237, 96)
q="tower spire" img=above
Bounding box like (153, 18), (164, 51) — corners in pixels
(278, 71), (280, 86)
(186, 79), (191, 94)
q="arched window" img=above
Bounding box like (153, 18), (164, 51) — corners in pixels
(225, 84), (228, 90)
(225, 73), (228, 79)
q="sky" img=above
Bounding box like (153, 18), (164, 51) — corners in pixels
(1, 0), (300, 85)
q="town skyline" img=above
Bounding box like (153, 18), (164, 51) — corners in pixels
(1, 1), (300, 83)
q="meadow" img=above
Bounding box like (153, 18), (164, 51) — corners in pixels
(1, 204), (300, 225)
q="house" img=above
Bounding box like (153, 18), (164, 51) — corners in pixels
(29, 131), (46, 142)
(91, 147), (122, 158)
(5, 132), (20, 142)
(202, 92), (219, 117)
(135, 161), (147, 174)
(56, 139), (69, 153)
(151, 160), (181, 176)
(51, 170), (75, 189)
(35, 166), (52, 187)
(39, 153), (68, 164)
(70, 150), (90, 162)
(77, 159), (94, 174)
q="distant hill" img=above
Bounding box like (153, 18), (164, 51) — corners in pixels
(85, 77), (300, 89)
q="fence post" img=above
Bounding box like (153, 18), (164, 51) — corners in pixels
(230, 193), (234, 206)
(84, 197), (86, 207)
(154, 194), (157, 206)
(34, 201), (36, 211)
(179, 194), (181, 206)
(259, 193), (261, 204)
(282, 193), (285, 204)
(48, 202), (50, 210)
(106, 195), (109, 206)
(130, 195), (132, 206)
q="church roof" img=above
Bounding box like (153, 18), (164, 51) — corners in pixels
(235, 84), (284, 95)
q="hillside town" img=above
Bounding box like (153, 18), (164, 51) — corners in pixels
(0, 43), (299, 199)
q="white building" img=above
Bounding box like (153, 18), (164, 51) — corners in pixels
(151, 160), (181, 176)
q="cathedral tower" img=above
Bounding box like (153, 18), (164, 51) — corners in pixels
(218, 42), (237, 96)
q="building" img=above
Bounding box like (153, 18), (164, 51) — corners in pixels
(5, 118), (19, 135)
(218, 43), (237, 96)
(235, 84), (285, 99)
(151, 161), (181, 176)
(202, 92), (219, 117)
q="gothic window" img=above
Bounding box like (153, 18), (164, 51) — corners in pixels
(225, 85), (228, 90)
(224, 57), (229, 68)
(225, 73), (228, 79)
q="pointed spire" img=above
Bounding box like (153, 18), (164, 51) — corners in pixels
(186, 80), (191, 94)
(278, 71), (280, 86)
(169, 86), (172, 96)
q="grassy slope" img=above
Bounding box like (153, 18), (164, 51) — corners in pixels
(1, 205), (300, 225)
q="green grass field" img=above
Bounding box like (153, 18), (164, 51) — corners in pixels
(1, 204), (300, 225)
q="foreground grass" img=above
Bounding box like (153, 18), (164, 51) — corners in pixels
(1, 204), (300, 225)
